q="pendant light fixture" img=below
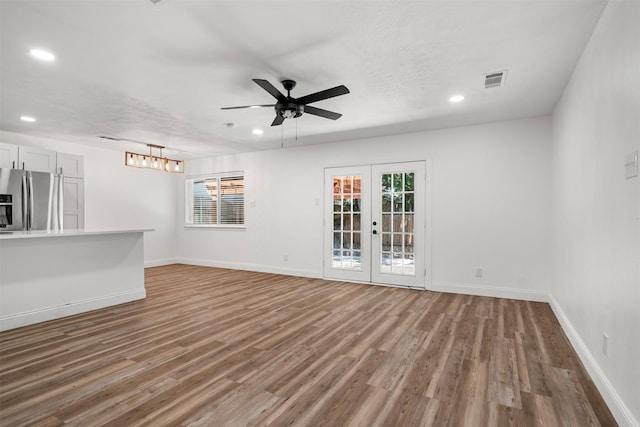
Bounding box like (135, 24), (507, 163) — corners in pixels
(124, 144), (184, 173)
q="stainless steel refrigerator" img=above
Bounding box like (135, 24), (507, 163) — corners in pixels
(0, 168), (63, 231)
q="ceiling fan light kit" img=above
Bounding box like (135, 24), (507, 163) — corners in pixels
(222, 78), (350, 127)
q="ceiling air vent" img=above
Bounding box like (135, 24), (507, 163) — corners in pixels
(484, 70), (507, 89)
(97, 135), (120, 141)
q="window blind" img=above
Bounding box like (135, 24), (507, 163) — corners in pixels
(186, 174), (244, 227)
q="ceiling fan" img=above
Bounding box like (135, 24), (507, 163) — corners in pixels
(222, 79), (350, 126)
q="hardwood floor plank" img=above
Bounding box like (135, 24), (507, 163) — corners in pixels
(0, 265), (617, 426)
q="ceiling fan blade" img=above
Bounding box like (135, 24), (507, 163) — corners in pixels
(296, 85), (350, 105)
(271, 115), (285, 126)
(221, 104), (274, 110)
(253, 79), (288, 103)
(303, 105), (343, 120)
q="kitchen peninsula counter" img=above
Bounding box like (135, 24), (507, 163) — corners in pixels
(0, 229), (151, 331)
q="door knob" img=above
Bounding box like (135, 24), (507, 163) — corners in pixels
(372, 230), (378, 235)
(372, 221), (377, 226)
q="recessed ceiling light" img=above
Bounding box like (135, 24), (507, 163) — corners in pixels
(252, 129), (264, 135)
(223, 122), (236, 128)
(20, 116), (36, 122)
(449, 95), (465, 103)
(29, 49), (55, 61)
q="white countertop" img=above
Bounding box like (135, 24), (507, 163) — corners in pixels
(0, 228), (153, 240)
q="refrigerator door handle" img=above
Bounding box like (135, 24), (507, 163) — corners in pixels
(22, 173), (28, 230)
(27, 171), (34, 230)
(58, 174), (64, 230)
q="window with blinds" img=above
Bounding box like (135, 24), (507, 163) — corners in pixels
(185, 173), (244, 227)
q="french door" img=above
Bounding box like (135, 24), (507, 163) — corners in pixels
(323, 161), (426, 289)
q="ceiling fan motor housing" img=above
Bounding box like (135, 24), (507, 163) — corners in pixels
(276, 102), (304, 119)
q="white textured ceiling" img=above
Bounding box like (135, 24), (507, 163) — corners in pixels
(0, 0), (606, 158)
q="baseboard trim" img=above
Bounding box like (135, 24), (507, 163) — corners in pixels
(145, 257), (180, 268)
(548, 295), (638, 427)
(0, 289), (146, 332)
(175, 257), (321, 279)
(429, 280), (549, 302)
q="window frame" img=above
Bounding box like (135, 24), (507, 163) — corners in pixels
(184, 171), (245, 229)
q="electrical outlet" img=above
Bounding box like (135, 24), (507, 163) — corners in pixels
(602, 333), (609, 356)
(475, 267), (483, 278)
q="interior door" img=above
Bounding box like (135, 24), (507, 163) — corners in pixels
(324, 161), (426, 289)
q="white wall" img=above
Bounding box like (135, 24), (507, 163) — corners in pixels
(551, 1), (640, 425)
(0, 131), (179, 265)
(178, 116), (552, 299)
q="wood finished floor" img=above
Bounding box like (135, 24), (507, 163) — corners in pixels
(0, 264), (616, 426)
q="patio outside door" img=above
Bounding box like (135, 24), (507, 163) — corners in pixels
(323, 161), (426, 289)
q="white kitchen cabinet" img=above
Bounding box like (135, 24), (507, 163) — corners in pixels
(18, 146), (57, 173)
(56, 152), (84, 178)
(0, 143), (61, 173)
(0, 142), (18, 169)
(63, 177), (85, 229)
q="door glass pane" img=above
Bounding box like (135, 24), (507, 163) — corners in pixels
(392, 253), (403, 274)
(404, 193), (414, 212)
(382, 174), (391, 193)
(393, 196), (403, 212)
(343, 176), (352, 194)
(404, 234), (414, 253)
(381, 252), (391, 273)
(353, 232), (361, 250)
(404, 173), (414, 191)
(378, 169), (416, 276)
(343, 232), (352, 248)
(382, 214), (391, 232)
(382, 194), (392, 212)
(343, 214), (352, 231)
(382, 233), (391, 251)
(332, 175), (362, 271)
(393, 173), (403, 192)
(404, 214), (414, 233)
(333, 232), (341, 249)
(353, 176), (361, 195)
